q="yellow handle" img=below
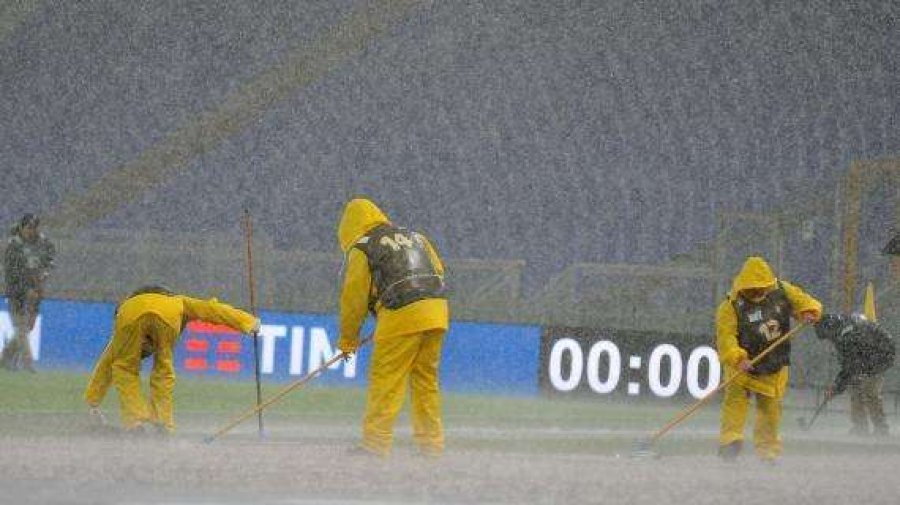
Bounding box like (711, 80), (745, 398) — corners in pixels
(649, 323), (808, 444)
(204, 334), (373, 444)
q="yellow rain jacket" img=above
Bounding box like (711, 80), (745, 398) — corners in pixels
(84, 292), (258, 432)
(716, 257), (821, 460)
(715, 257), (822, 398)
(336, 199), (449, 346)
(336, 198), (449, 457)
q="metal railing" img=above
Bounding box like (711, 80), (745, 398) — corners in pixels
(7, 216), (898, 394)
(32, 227), (527, 321)
(532, 262), (719, 333)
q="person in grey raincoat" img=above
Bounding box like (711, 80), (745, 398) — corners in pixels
(815, 313), (896, 436)
(2, 214), (55, 372)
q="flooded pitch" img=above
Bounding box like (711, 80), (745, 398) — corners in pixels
(3, 417), (900, 505)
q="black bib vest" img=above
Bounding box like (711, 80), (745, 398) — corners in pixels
(353, 224), (446, 310)
(730, 282), (792, 375)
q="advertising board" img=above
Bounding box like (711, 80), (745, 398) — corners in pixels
(0, 298), (541, 395)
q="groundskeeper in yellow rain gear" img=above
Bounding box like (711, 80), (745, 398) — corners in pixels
(716, 256), (821, 461)
(83, 286), (259, 433)
(336, 198), (449, 457)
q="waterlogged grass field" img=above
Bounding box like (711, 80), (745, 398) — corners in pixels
(2, 369), (898, 457)
(3, 370), (900, 504)
(1, 369), (710, 442)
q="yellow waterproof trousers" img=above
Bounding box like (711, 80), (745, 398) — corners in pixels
(719, 382), (783, 460)
(361, 329), (445, 457)
(84, 314), (178, 432)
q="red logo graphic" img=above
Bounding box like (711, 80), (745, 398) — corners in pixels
(183, 321), (242, 373)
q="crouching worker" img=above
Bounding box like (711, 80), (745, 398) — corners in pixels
(336, 198), (449, 457)
(814, 313), (896, 436)
(83, 285), (260, 434)
(716, 256), (822, 462)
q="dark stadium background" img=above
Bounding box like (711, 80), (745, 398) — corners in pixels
(2, 0), (898, 297)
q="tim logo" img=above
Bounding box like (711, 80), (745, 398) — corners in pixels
(179, 321), (357, 379)
(182, 320), (243, 373)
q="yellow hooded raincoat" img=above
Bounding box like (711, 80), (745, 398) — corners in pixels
(716, 256), (821, 458)
(84, 292), (258, 432)
(337, 198), (449, 457)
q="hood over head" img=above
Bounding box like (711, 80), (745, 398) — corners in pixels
(337, 198), (390, 252)
(730, 256), (778, 300)
(815, 313), (848, 341)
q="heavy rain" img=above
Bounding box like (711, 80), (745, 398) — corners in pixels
(2, 1), (899, 504)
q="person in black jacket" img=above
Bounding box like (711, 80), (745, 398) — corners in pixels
(2, 214), (55, 372)
(815, 313), (896, 436)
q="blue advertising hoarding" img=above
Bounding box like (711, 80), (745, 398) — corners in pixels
(0, 297), (541, 395)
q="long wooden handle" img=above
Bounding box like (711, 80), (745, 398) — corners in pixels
(803, 393), (831, 429)
(649, 323), (808, 443)
(244, 209), (258, 314)
(204, 335), (372, 444)
(243, 209), (264, 436)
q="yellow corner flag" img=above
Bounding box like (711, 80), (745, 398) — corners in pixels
(864, 282), (877, 322)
